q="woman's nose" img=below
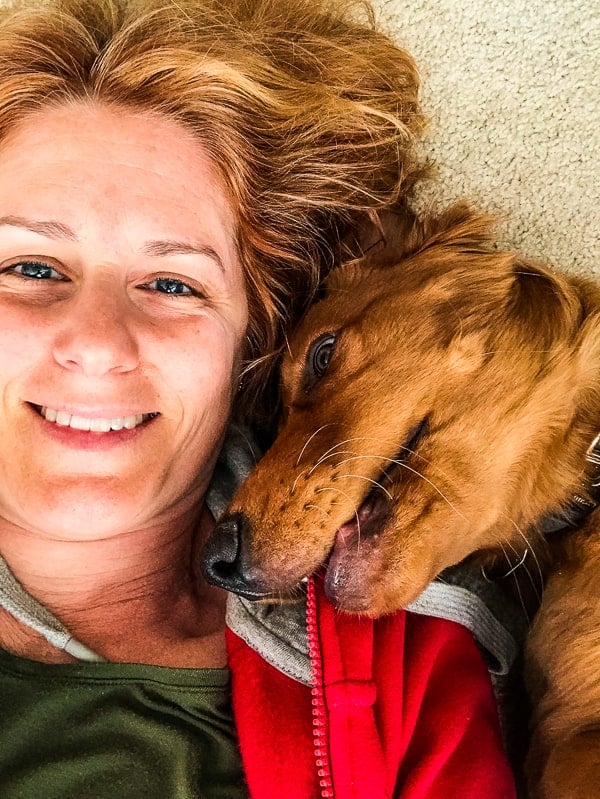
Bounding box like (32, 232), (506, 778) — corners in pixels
(52, 286), (139, 376)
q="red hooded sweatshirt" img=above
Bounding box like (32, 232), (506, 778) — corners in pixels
(227, 575), (517, 799)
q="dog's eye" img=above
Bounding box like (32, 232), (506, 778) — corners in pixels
(308, 333), (337, 379)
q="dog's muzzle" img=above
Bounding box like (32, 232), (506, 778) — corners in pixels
(201, 513), (274, 600)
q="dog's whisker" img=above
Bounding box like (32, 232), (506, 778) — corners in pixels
(517, 565), (541, 617)
(323, 452), (466, 521)
(337, 473), (393, 501)
(291, 467), (310, 496)
(499, 543), (531, 621)
(313, 435), (410, 470)
(502, 547), (529, 577)
(315, 486), (362, 549)
(504, 518), (545, 593)
(308, 450), (358, 477)
(480, 348), (554, 356)
(482, 546), (516, 583)
(234, 428), (259, 467)
(312, 440), (359, 470)
(331, 455), (374, 470)
(295, 424), (335, 467)
(311, 434), (428, 475)
(312, 437), (379, 470)
(303, 503), (331, 520)
(311, 435), (402, 473)
(331, 451), (459, 490)
(502, 532), (543, 611)
(333, 453), (414, 470)
(283, 332), (293, 359)
(387, 459), (468, 522)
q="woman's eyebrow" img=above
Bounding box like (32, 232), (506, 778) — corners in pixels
(141, 239), (225, 273)
(0, 214), (76, 240)
(0, 215), (225, 274)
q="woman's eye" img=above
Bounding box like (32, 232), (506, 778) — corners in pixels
(147, 277), (197, 296)
(8, 260), (65, 280)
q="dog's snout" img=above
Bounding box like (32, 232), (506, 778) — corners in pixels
(201, 512), (273, 600)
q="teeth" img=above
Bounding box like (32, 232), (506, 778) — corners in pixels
(39, 406), (154, 432)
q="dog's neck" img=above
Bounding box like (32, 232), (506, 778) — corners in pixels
(540, 432), (600, 534)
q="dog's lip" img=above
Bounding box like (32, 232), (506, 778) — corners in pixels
(319, 475), (392, 593)
(319, 447), (407, 598)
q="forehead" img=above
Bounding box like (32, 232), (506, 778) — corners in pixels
(0, 102), (239, 265)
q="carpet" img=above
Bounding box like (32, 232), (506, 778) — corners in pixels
(376, 0), (599, 278)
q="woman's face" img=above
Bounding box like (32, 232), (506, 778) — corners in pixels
(0, 103), (248, 539)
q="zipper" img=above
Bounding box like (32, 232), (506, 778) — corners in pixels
(306, 576), (335, 799)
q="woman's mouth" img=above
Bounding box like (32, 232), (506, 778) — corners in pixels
(30, 404), (158, 433)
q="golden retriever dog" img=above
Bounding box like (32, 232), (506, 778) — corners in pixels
(203, 203), (600, 798)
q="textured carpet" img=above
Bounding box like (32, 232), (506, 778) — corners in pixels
(375, 0), (599, 278)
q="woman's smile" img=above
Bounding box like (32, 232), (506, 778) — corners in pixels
(26, 402), (160, 450)
(36, 405), (157, 432)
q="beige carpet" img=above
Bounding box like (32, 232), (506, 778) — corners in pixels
(375, 0), (599, 278)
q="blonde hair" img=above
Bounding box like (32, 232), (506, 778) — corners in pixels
(0, 0), (425, 425)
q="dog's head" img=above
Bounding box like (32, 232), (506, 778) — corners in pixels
(203, 203), (600, 614)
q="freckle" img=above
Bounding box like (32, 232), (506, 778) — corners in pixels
(293, 520), (300, 528)
(279, 504), (287, 513)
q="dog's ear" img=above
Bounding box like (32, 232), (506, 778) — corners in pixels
(506, 259), (600, 421)
(506, 257), (586, 352)
(410, 202), (499, 258)
(340, 201), (499, 268)
(340, 205), (419, 266)
(325, 202), (505, 299)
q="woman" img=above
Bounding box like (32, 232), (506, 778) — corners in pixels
(0, 0), (517, 796)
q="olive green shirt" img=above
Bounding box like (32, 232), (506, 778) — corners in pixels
(0, 647), (247, 799)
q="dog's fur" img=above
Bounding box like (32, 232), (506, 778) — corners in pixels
(524, 523), (600, 798)
(208, 204), (600, 797)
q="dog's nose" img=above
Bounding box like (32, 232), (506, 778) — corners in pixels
(201, 512), (272, 600)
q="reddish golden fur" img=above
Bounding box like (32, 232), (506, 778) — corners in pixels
(224, 203), (600, 797)
(525, 525), (600, 798)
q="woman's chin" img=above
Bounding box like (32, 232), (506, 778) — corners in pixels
(5, 478), (175, 541)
